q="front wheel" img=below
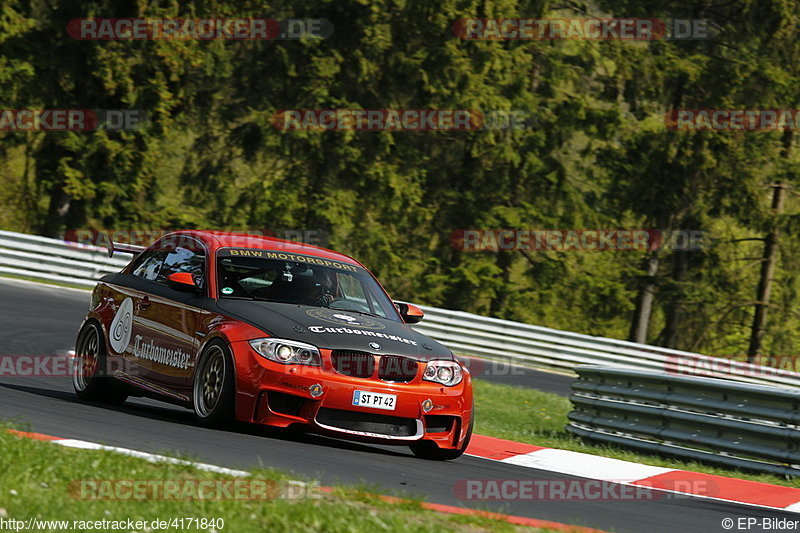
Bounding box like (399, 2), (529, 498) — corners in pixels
(73, 322), (127, 404)
(192, 340), (235, 426)
(409, 415), (473, 461)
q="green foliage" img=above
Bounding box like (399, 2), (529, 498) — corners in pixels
(3, 0), (800, 356)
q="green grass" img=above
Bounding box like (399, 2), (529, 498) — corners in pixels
(472, 378), (800, 488)
(0, 426), (565, 533)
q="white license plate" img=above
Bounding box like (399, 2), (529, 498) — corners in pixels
(352, 390), (396, 411)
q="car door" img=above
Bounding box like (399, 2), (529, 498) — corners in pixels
(126, 236), (208, 400)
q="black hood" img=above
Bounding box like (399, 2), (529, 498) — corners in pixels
(211, 300), (453, 361)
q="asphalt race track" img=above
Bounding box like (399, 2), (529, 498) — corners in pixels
(0, 278), (793, 532)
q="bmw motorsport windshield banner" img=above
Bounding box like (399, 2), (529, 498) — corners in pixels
(218, 248), (362, 273)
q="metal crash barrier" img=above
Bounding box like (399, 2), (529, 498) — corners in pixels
(567, 365), (800, 476)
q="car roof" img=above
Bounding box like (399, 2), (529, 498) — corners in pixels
(174, 230), (364, 268)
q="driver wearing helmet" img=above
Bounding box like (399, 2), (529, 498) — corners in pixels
(296, 269), (335, 307)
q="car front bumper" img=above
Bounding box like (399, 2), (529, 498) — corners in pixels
(232, 342), (473, 449)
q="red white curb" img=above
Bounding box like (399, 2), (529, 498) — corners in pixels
(7, 429), (606, 533)
(9, 429), (249, 476)
(466, 434), (800, 512)
(22, 429), (797, 512)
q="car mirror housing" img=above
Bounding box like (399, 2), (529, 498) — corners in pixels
(395, 301), (424, 324)
(166, 272), (200, 293)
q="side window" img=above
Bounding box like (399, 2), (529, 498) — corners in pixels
(131, 250), (168, 281)
(130, 240), (206, 290)
(157, 246), (206, 288)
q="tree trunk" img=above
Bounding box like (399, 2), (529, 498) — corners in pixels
(489, 251), (513, 317)
(747, 182), (786, 362)
(39, 183), (70, 238)
(747, 129), (792, 361)
(629, 253), (660, 343)
(662, 249), (688, 348)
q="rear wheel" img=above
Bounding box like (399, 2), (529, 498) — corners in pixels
(410, 413), (474, 461)
(73, 322), (127, 404)
(193, 340), (235, 426)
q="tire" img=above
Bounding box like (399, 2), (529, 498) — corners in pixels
(192, 340), (235, 426)
(73, 322), (127, 404)
(410, 411), (474, 461)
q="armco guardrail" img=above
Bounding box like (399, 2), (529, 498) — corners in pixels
(0, 230), (128, 288)
(2, 230), (800, 388)
(566, 365), (800, 477)
(412, 306), (800, 389)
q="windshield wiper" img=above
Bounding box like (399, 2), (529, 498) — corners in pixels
(332, 308), (384, 319)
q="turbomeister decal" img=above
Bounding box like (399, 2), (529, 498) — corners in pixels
(306, 325), (418, 346)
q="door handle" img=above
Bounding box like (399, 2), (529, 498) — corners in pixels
(137, 297), (151, 311)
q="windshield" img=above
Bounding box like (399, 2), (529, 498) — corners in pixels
(216, 248), (400, 321)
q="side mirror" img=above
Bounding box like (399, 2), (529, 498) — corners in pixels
(166, 272), (199, 293)
(395, 301), (424, 324)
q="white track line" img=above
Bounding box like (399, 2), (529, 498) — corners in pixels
(53, 438), (250, 477)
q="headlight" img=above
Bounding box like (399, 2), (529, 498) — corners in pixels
(249, 338), (321, 366)
(423, 360), (463, 386)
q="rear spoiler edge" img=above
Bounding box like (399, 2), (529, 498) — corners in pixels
(107, 240), (146, 258)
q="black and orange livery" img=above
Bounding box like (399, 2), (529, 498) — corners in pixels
(73, 231), (473, 460)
